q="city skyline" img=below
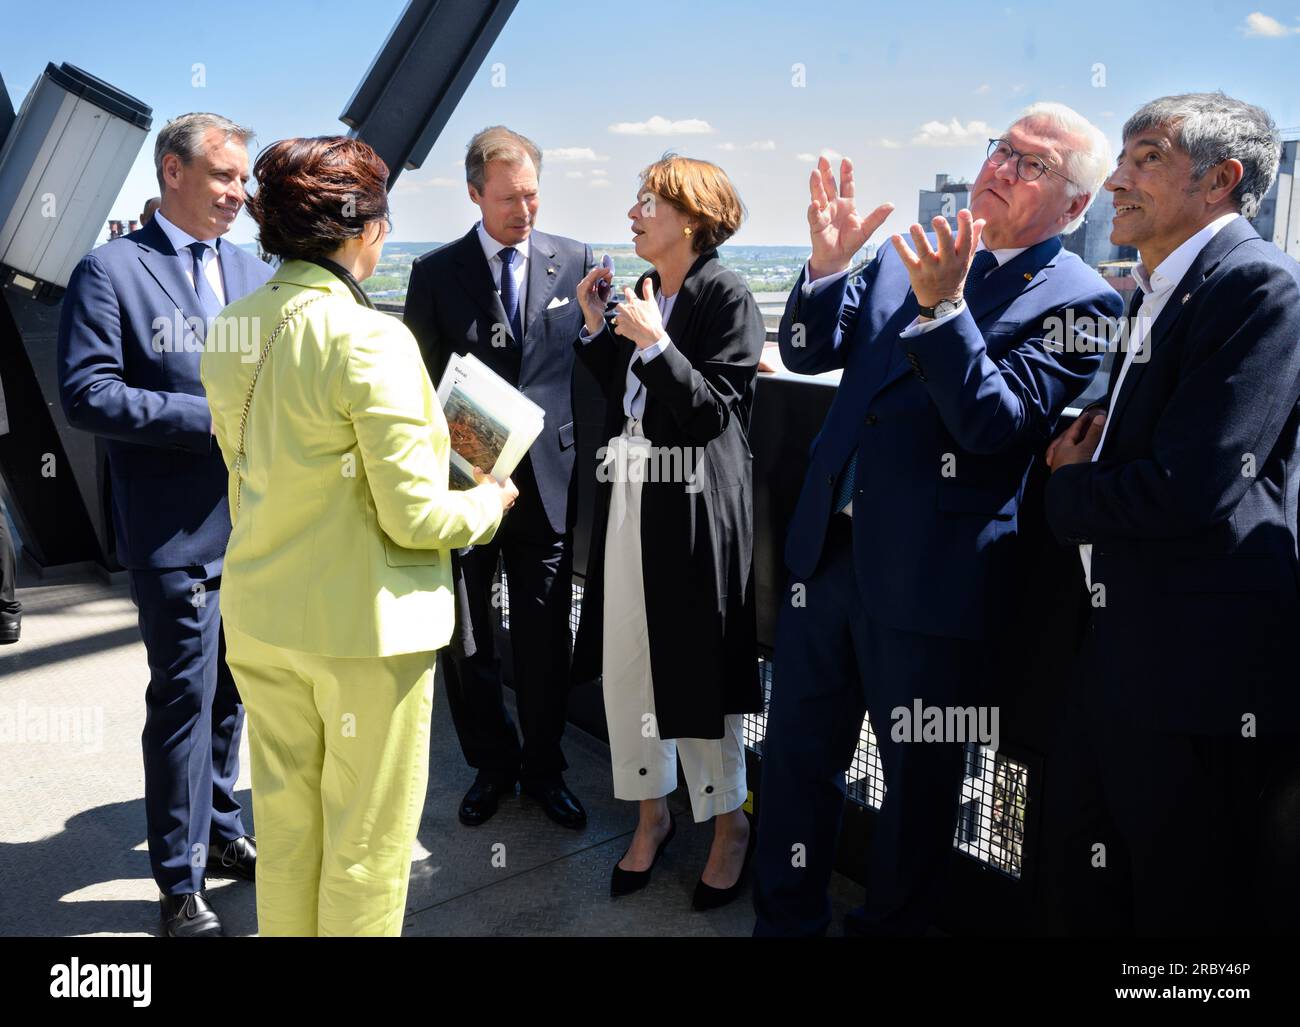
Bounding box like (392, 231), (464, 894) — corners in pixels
(3, 1), (1299, 247)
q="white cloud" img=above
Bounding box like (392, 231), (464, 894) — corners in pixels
(975, 83), (992, 95)
(880, 138), (902, 149)
(565, 171), (585, 179)
(720, 139), (776, 152)
(397, 175), (460, 192)
(796, 148), (844, 163)
(1241, 11), (1300, 36)
(1010, 83), (1027, 95)
(544, 146), (610, 162)
(909, 119), (994, 147)
(718, 142), (737, 151)
(608, 115), (714, 136)
(591, 168), (608, 177)
(589, 178), (611, 188)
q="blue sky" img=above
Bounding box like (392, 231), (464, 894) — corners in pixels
(3, 0), (1299, 247)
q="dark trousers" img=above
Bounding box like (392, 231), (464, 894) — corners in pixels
(1051, 637), (1297, 936)
(0, 500), (19, 612)
(129, 566), (247, 895)
(442, 515), (573, 785)
(754, 515), (981, 936)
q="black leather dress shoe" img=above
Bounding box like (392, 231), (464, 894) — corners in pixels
(521, 777), (587, 829)
(208, 835), (256, 881)
(0, 607), (19, 645)
(611, 814), (676, 897)
(160, 890), (223, 937)
(459, 776), (516, 826)
(692, 829), (756, 911)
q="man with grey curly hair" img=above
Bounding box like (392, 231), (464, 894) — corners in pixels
(1046, 92), (1299, 936)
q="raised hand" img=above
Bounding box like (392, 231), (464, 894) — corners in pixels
(807, 155), (894, 282)
(577, 263), (614, 335)
(890, 208), (986, 310)
(611, 279), (665, 350)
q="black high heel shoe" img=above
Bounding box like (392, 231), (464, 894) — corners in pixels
(691, 822), (756, 911)
(610, 814), (676, 897)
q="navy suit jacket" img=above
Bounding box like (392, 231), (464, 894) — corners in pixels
(404, 227), (594, 536)
(779, 236), (1121, 641)
(1046, 216), (1300, 733)
(57, 218), (273, 571)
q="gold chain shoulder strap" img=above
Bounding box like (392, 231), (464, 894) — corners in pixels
(231, 293), (330, 514)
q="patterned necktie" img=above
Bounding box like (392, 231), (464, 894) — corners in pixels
(187, 241), (223, 322)
(963, 248), (1000, 307)
(498, 246), (523, 344)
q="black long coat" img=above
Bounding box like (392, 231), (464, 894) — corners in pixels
(571, 249), (765, 739)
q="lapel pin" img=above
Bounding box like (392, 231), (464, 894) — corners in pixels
(547, 266), (556, 275)
(1023, 272), (1032, 281)
(1182, 292), (1190, 304)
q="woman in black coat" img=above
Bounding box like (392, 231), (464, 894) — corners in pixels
(573, 155), (764, 909)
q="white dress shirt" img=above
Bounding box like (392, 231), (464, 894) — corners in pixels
(477, 220), (528, 333)
(1077, 212), (1241, 587)
(154, 208), (228, 306)
(579, 290), (674, 420)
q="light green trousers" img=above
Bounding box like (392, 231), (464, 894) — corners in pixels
(225, 624), (436, 937)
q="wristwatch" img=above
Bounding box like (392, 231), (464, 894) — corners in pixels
(916, 297), (965, 319)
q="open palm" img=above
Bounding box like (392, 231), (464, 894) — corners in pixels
(808, 155), (893, 279)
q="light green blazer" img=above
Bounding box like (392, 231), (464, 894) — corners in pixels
(201, 260), (502, 658)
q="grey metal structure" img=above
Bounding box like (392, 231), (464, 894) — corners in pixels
(340, 0), (521, 185)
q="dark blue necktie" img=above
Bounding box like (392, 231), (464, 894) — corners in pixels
(187, 241), (223, 322)
(831, 248), (1001, 515)
(963, 248), (1000, 309)
(498, 246), (523, 344)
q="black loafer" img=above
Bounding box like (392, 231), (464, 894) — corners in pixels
(208, 835), (256, 881)
(692, 828), (756, 911)
(0, 607), (19, 645)
(459, 776), (516, 826)
(160, 890), (223, 937)
(611, 814), (676, 897)
(521, 777), (587, 830)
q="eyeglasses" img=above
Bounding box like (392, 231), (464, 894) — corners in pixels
(986, 138), (1079, 187)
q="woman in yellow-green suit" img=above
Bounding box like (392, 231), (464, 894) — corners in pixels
(200, 137), (516, 936)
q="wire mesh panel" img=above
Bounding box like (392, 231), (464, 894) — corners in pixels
(501, 582), (1029, 879)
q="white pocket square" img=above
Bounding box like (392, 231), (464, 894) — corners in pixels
(546, 297), (570, 309)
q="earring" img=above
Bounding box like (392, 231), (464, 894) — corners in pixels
(683, 226), (692, 236)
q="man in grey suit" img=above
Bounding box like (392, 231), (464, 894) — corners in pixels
(404, 126), (595, 830)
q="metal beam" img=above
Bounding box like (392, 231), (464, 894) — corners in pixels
(340, 0), (520, 186)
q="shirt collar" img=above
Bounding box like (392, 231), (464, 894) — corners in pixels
(153, 208), (220, 255)
(1134, 212), (1240, 296)
(976, 239), (1029, 268)
(476, 220), (530, 264)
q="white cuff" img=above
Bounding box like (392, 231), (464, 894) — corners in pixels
(801, 260), (852, 297)
(899, 301), (966, 338)
(578, 324), (605, 344)
(639, 336), (671, 361)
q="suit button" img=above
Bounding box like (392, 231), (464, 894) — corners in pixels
(704, 785), (714, 794)
(865, 415), (878, 426)
(638, 768), (647, 776)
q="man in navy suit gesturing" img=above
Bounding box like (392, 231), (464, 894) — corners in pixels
(1046, 93), (1300, 935)
(753, 103), (1122, 936)
(58, 113), (272, 937)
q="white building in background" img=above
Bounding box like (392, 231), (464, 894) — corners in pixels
(1253, 139), (1300, 259)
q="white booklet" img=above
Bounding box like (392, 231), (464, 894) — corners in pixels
(436, 352), (545, 490)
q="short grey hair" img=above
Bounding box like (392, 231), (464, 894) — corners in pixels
(464, 125), (542, 193)
(153, 112), (254, 191)
(1009, 102), (1112, 235)
(1122, 92), (1280, 218)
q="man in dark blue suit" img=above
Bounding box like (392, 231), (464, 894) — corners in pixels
(58, 113), (272, 937)
(753, 104), (1123, 936)
(404, 126), (595, 830)
(1045, 93), (1300, 936)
